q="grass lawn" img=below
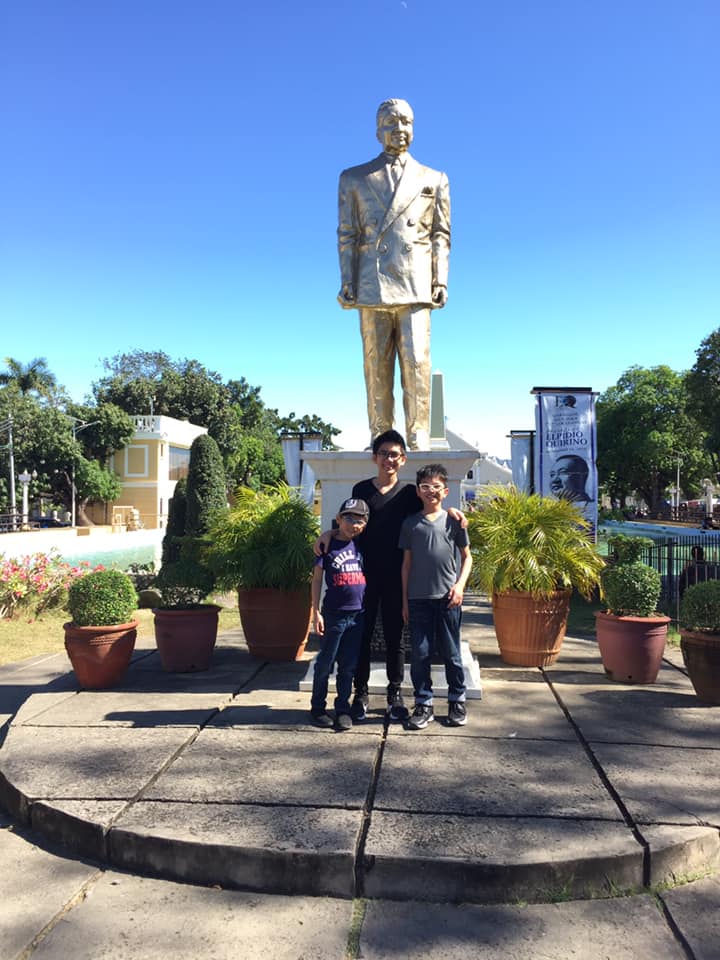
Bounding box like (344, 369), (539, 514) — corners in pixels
(0, 596), (241, 667)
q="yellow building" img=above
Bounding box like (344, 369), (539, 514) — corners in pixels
(87, 415), (208, 529)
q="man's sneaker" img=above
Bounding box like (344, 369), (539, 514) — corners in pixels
(447, 701), (467, 727)
(407, 704), (434, 730)
(310, 709), (334, 728)
(335, 712), (352, 732)
(350, 692), (369, 721)
(386, 688), (409, 722)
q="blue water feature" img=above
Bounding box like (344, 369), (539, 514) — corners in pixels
(599, 520), (720, 542)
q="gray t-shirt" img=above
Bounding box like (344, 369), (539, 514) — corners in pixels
(398, 510), (469, 600)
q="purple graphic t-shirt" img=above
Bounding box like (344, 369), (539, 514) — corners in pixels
(315, 537), (366, 611)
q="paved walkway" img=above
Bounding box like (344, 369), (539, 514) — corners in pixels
(1, 597), (719, 958)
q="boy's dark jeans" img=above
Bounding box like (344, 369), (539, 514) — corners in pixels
(353, 566), (405, 693)
(408, 598), (466, 706)
(311, 608), (364, 714)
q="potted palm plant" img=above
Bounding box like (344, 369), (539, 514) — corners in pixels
(467, 485), (604, 666)
(64, 569), (139, 689)
(679, 579), (720, 704)
(207, 484), (318, 660)
(595, 556), (670, 684)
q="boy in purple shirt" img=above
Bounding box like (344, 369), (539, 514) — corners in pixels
(309, 497), (369, 731)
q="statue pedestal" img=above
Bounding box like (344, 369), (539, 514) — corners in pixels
(299, 447), (482, 701)
(300, 448), (479, 534)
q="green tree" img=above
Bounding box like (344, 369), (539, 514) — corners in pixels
(596, 366), (711, 513)
(0, 356), (58, 400)
(185, 434), (226, 536)
(74, 458), (122, 526)
(686, 328), (720, 473)
(161, 478), (187, 565)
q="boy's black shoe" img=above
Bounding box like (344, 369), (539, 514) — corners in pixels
(407, 704), (434, 730)
(310, 709), (334, 728)
(335, 713), (352, 732)
(447, 701), (467, 726)
(386, 687), (409, 722)
(350, 691), (369, 721)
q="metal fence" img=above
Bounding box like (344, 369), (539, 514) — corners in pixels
(637, 533), (720, 619)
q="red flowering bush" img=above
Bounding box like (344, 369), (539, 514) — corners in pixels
(0, 550), (99, 619)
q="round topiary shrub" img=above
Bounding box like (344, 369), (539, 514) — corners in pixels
(68, 570), (138, 626)
(602, 561), (661, 617)
(679, 579), (720, 632)
(607, 534), (653, 565)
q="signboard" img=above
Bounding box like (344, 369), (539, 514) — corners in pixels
(532, 388), (598, 538)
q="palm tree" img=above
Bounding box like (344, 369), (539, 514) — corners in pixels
(0, 357), (58, 398)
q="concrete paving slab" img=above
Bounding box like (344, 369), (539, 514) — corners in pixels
(211, 686), (384, 731)
(554, 682), (720, 747)
(661, 874), (720, 960)
(590, 742), (720, 825)
(30, 870), (352, 960)
(363, 811), (643, 903)
(12, 690), (80, 725)
(387, 677), (576, 740)
(0, 821), (98, 960)
(109, 800), (361, 896)
(30, 799), (129, 860)
(17, 688), (235, 727)
(0, 725), (194, 814)
(145, 727), (380, 807)
(641, 824), (720, 885)
(360, 894), (688, 959)
(375, 735), (623, 819)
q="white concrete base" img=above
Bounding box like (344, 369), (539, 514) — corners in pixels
(299, 449), (479, 535)
(299, 641), (482, 700)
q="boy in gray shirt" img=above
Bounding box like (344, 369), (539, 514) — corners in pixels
(399, 464), (472, 729)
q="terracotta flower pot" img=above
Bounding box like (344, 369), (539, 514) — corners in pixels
(153, 605), (220, 672)
(492, 589), (571, 667)
(595, 611), (670, 684)
(237, 587), (311, 661)
(63, 620), (138, 689)
(679, 629), (720, 704)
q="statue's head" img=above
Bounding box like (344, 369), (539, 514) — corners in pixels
(376, 99), (414, 155)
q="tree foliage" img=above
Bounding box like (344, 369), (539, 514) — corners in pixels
(686, 328), (720, 471)
(91, 349), (339, 489)
(185, 434), (226, 537)
(596, 365), (712, 512)
(0, 356), (59, 401)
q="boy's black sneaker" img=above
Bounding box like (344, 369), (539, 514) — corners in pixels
(407, 704), (434, 730)
(386, 688), (409, 722)
(447, 701), (467, 726)
(310, 709), (334, 728)
(350, 691), (369, 721)
(335, 713), (352, 732)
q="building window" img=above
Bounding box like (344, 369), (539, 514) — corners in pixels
(169, 446), (191, 480)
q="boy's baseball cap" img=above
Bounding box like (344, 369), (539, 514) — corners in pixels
(338, 497), (370, 519)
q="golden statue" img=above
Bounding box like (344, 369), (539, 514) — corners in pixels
(337, 99), (451, 450)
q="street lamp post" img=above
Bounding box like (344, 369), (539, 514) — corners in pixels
(18, 468), (37, 530)
(0, 416), (17, 529)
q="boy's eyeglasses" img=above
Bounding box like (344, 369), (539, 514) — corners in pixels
(340, 514), (366, 523)
(376, 450), (403, 460)
(418, 483), (446, 493)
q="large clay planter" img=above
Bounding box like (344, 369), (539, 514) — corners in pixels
(153, 605), (220, 672)
(64, 620), (138, 689)
(237, 587), (311, 661)
(679, 629), (720, 704)
(595, 611), (670, 684)
(492, 589), (571, 667)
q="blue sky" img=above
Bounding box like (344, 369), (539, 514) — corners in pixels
(1, 1), (718, 458)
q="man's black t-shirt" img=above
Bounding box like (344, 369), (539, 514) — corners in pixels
(352, 477), (421, 573)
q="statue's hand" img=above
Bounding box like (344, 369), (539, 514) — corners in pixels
(338, 283), (356, 307)
(432, 284), (448, 308)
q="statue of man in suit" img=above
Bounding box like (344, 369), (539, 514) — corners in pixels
(337, 99), (451, 450)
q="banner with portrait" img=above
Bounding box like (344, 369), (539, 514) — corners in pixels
(532, 388), (598, 539)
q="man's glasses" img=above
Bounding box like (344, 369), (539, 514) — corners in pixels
(340, 514), (366, 523)
(419, 483), (446, 493)
(377, 450), (403, 460)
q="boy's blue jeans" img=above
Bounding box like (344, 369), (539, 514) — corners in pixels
(311, 608), (364, 714)
(408, 598), (466, 706)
